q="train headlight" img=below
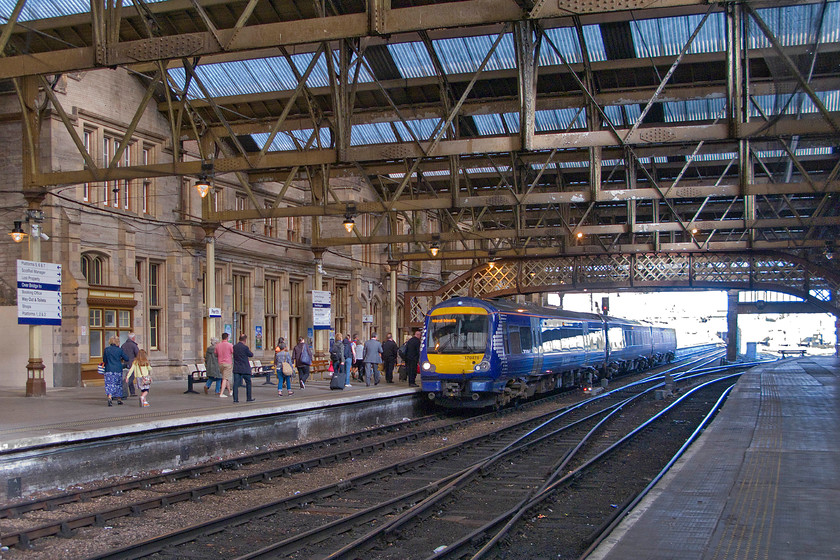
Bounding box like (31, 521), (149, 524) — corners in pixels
(474, 360), (491, 372)
(422, 361), (432, 371)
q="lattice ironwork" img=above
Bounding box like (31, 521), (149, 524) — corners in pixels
(577, 255), (632, 285)
(693, 253), (751, 283)
(521, 257), (575, 288)
(634, 254), (690, 284)
(472, 262), (518, 298)
(752, 257), (806, 292)
(405, 251), (840, 326)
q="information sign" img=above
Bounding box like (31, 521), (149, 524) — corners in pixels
(17, 260), (62, 326)
(312, 290), (331, 331)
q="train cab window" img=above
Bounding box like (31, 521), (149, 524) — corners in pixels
(427, 313), (489, 354)
(607, 327), (624, 350)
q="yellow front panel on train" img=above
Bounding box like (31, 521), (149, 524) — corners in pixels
(427, 353), (485, 375)
(429, 306), (488, 316)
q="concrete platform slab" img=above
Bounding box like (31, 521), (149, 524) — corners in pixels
(587, 356), (840, 560)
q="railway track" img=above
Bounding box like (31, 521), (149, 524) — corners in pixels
(54, 359), (747, 559)
(0, 349), (743, 558)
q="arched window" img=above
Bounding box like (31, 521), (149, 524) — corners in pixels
(81, 254), (105, 285)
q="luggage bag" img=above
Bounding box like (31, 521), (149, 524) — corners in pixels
(330, 370), (344, 390)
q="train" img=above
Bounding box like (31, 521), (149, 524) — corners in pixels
(419, 297), (677, 408)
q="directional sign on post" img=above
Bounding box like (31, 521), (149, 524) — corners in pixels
(312, 290), (331, 331)
(17, 260), (62, 326)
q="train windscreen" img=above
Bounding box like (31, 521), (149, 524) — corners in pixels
(427, 314), (489, 354)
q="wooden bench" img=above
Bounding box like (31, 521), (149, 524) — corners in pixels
(250, 360), (275, 384)
(780, 349), (807, 358)
(310, 358), (332, 380)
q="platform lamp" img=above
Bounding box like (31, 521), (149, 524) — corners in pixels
(429, 234), (441, 257)
(9, 220), (26, 243)
(825, 241), (835, 260)
(194, 162), (214, 198)
(343, 204), (357, 234)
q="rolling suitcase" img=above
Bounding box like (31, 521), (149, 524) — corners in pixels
(330, 369), (344, 390)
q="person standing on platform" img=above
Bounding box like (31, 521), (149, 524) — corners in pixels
(293, 336), (313, 389)
(275, 342), (294, 396)
(204, 337), (221, 395)
(120, 332), (139, 397)
(103, 336), (129, 406)
(382, 333), (399, 383)
(215, 332), (234, 398)
(352, 334), (363, 380)
(362, 333), (383, 386)
(404, 328), (423, 387)
(330, 333), (344, 381)
(343, 334), (353, 387)
(127, 349), (153, 406)
(232, 334), (255, 403)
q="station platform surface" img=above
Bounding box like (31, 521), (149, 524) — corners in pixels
(0, 373), (420, 453)
(588, 355), (839, 560)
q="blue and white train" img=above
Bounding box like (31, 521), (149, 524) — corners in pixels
(420, 297), (676, 408)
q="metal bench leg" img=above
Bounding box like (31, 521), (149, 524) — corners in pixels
(184, 375), (200, 394)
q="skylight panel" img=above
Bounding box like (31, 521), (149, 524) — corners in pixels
(631, 12), (725, 58)
(252, 129), (331, 152)
(432, 33), (516, 75)
(387, 42), (437, 79)
(472, 114), (509, 136)
(748, 4), (835, 49)
(662, 98), (726, 123)
(539, 27), (582, 65)
(1, 0), (166, 22)
(535, 108), (586, 132)
(750, 90), (839, 117)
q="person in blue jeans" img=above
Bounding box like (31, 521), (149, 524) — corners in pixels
(275, 343), (294, 396)
(343, 334), (353, 387)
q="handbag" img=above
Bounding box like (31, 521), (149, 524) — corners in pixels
(281, 361), (294, 376)
(328, 362), (334, 372)
(97, 363), (105, 375)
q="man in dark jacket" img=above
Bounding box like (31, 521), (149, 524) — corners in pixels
(120, 333), (140, 396)
(404, 328), (423, 387)
(232, 334), (255, 403)
(381, 333), (399, 383)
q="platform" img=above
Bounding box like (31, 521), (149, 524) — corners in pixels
(0, 375), (422, 500)
(588, 355), (840, 560)
(0, 374), (420, 451)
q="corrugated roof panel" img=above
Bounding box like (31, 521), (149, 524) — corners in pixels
(394, 118), (442, 142)
(535, 108), (586, 131)
(662, 98), (726, 122)
(603, 104), (641, 127)
(749, 4), (833, 48)
(750, 90), (840, 117)
(252, 129), (331, 151)
(387, 42), (437, 79)
(432, 33), (516, 75)
(472, 114), (509, 136)
(539, 27), (582, 65)
(1, 0), (167, 21)
(631, 12), (725, 58)
(351, 122), (397, 145)
(694, 152), (737, 162)
(582, 25), (607, 62)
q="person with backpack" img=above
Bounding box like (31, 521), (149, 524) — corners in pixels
(274, 342), (294, 396)
(330, 334), (344, 379)
(292, 337), (313, 389)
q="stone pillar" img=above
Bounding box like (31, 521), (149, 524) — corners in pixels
(726, 290), (739, 362)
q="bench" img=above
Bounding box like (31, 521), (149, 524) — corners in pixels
(311, 359), (332, 380)
(184, 363), (208, 394)
(250, 360), (275, 384)
(780, 349), (807, 358)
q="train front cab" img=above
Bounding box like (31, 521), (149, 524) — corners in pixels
(420, 302), (502, 407)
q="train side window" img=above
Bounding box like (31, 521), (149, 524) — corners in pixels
(519, 327), (533, 353)
(508, 328), (522, 354)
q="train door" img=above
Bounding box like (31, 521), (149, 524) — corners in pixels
(506, 315), (537, 378)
